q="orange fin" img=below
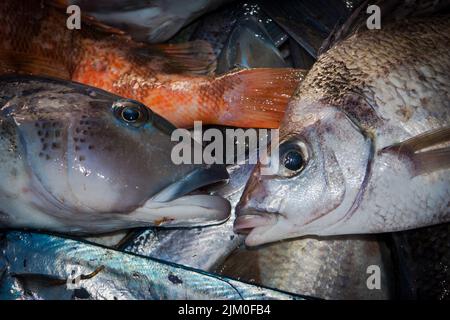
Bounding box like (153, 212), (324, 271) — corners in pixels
(147, 40), (217, 75)
(381, 127), (450, 176)
(214, 68), (306, 128)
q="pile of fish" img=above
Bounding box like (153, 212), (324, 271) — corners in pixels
(0, 0), (449, 300)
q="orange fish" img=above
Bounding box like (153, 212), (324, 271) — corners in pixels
(0, 0), (305, 128)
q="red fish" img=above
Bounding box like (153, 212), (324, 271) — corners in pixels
(0, 0), (305, 128)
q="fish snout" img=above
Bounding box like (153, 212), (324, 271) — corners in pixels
(234, 177), (276, 234)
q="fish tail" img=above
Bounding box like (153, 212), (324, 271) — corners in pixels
(213, 68), (306, 128)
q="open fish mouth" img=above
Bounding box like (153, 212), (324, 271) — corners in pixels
(233, 213), (277, 235)
(134, 164), (232, 227)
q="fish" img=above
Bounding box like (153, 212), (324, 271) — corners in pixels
(215, 3), (288, 73)
(53, 0), (235, 43)
(0, 231), (305, 300)
(0, 0), (304, 129)
(257, 0), (352, 59)
(121, 162), (253, 271)
(391, 223), (450, 300)
(214, 235), (394, 299)
(235, 15), (450, 246)
(118, 9), (291, 271)
(0, 75), (231, 234)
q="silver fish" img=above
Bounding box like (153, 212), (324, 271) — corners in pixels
(0, 76), (230, 234)
(60, 0), (235, 43)
(235, 15), (450, 246)
(0, 231), (303, 300)
(215, 235), (394, 300)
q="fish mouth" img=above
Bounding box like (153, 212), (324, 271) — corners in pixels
(134, 164), (232, 227)
(233, 212), (276, 234)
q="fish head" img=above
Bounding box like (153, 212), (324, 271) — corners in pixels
(8, 77), (229, 231)
(235, 101), (372, 246)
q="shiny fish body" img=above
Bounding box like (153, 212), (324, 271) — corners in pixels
(236, 15), (450, 246)
(215, 235), (394, 300)
(0, 76), (230, 234)
(0, 232), (304, 300)
(1, 0), (302, 129)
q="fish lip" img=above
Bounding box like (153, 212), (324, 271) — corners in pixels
(151, 164), (230, 202)
(138, 194), (231, 227)
(233, 212), (276, 234)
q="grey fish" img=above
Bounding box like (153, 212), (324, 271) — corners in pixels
(215, 235), (394, 300)
(121, 163), (253, 270)
(235, 15), (450, 246)
(215, 3), (288, 73)
(0, 76), (230, 234)
(257, 0), (353, 58)
(59, 0), (235, 43)
(0, 231), (304, 300)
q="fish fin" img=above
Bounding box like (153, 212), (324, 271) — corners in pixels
(0, 51), (71, 79)
(259, 0), (349, 58)
(214, 68), (306, 128)
(382, 127), (450, 175)
(145, 40), (216, 75)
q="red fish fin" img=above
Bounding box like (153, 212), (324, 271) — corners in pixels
(214, 68), (306, 128)
(148, 41), (217, 75)
(382, 127), (450, 175)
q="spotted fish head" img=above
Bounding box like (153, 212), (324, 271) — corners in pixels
(2, 76), (229, 233)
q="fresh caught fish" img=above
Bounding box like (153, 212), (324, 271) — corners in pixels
(0, 231), (304, 300)
(54, 0), (235, 43)
(235, 15), (450, 246)
(215, 235), (394, 299)
(0, 75), (230, 234)
(119, 8), (290, 271)
(0, 0), (303, 129)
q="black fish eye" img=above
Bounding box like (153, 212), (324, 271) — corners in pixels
(121, 107), (141, 123)
(282, 150), (304, 172)
(113, 100), (150, 127)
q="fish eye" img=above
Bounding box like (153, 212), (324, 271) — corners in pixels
(112, 100), (150, 127)
(282, 150), (304, 171)
(278, 141), (308, 177)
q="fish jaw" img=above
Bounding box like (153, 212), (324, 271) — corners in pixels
(131, 194), (231, 227)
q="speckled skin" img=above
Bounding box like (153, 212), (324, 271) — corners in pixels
(0, 0), (302, 129)
(237, 16), (450, 246)
(0, 76), (229, 233)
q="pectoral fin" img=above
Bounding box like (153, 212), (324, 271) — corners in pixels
(381, 127), (450, 176)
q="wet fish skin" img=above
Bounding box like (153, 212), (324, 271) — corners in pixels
(121, 163), (254, 271)
(0, 76), (229, 234)
(236, 16), (450, 246)
(59, 0), (235, 43)
(215, 235), (394, 300)
(1, 0), (302, 129)
(0, 231), (304, 300)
